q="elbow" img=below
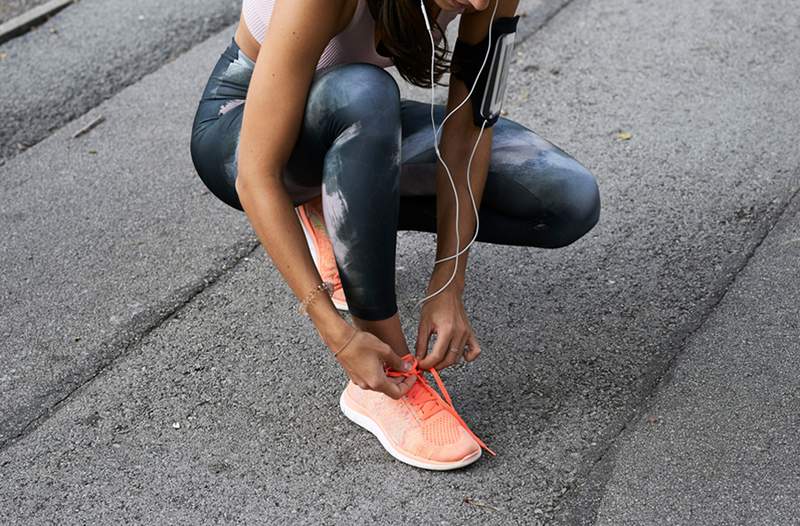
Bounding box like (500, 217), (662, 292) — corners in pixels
(234, 165), (285, 203)
(235, 155), (265, 196)
(235, 136), (287, 198)
(234, 173), (255, 208)
(234, 174), (250, 199)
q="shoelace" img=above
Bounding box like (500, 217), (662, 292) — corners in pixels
(385, 355), (496, 457)
(406, 381), (443, 418)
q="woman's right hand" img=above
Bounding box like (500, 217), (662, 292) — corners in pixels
(331, 328), (417, 400)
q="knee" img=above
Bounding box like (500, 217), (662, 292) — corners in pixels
(307, 63), (401, 130)
(551, 162), (601, 247)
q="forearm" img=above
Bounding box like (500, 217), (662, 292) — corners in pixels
(430, 78), (494, 294)
(235, 175), (352, 347)
(429, 0), (521, 295)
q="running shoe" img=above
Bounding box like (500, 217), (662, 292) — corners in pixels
(295, 195), (348, 311)
(339, 354), (496, 470)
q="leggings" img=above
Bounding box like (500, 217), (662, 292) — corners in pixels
(190, 37), (601, 321)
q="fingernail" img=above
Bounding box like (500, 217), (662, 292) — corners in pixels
(402, 362), (411, 371)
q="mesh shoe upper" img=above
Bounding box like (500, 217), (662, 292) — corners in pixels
(342, 354), (495, 463)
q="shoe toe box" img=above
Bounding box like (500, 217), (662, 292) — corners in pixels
(409, 412), (482, 464)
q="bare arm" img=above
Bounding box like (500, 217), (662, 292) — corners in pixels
(429, 0), (521, 294)
(234, 0), (416, 397)
(235, 0), (354, 347)
(416, 0), (521, 370)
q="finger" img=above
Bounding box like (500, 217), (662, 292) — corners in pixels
(456, 332), (469, 362)
(376, 374), (417, 400)
(415, 321), (431, 362)
(380, 346), (412, 373)
(464, 332), (481, 362)
(454, 333), (470, 365)
(396, 374), (417, 395)
(375, 378), (401, 399)
(437, 333), (467, 371)
(351, 375), (368, 390)
(434, 333), (461, 371)
(435, 354), (456, 371)
(419, 328), (451, 370)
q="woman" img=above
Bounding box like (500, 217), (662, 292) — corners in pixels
(190, 0), (600, 470)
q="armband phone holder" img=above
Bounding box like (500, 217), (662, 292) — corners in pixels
(451, 15), (520, 127)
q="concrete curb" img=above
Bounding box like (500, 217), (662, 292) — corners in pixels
(0, 0), (73, 45)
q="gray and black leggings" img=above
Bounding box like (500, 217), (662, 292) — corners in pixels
(190, 37), (601, 321)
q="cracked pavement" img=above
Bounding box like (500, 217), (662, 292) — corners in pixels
(1, 0), (799, 523)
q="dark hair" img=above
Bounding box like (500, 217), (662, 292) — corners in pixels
(365, 0), (451, 88)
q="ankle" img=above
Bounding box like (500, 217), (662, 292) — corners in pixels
(352, 312), (411, 357)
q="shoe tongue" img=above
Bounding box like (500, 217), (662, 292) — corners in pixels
(407, 380), (444, 418)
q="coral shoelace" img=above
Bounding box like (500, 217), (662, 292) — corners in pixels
(385, 354), (496, 457)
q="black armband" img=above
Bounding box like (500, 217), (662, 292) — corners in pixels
(450, 15), (520, 127)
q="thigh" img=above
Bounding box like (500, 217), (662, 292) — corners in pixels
(189, 38), (342, 212)
(191, 61), (401, 212)
(190, 39), (253, 211)
(191, 102), (247, 211)
(398, 99), (598, 222)
(190, 75), (329, 211)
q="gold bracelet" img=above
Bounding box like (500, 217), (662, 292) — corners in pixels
(332, 328), (359, 358)
(297, 281), (333, 316)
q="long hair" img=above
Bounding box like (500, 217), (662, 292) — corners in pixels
(365, 0), (451, 88)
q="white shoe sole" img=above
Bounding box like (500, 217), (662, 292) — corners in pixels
(339, 389), (482, 471)
(295, 206), (349, 312)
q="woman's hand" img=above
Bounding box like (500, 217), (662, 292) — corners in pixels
(415, 288), (482, 371)
(331, 327), (417, 399)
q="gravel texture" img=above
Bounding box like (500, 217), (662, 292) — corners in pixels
(1, 0), (799, 523)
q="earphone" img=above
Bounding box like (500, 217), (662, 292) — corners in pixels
(414, 0), (500, 310)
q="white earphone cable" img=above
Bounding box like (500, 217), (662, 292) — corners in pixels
(414, 0), (499, 310)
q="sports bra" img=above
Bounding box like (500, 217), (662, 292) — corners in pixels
(242, 0), (461, 70)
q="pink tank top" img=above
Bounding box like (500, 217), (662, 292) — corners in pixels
(242, 0), (461, 70)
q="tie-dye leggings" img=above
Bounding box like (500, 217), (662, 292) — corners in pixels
(190, 37), (601, 321)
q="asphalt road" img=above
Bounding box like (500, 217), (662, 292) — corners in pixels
(0, 0), (240, 163)
(1, 0), (798, 523)
(593, 186), (800, 525)
(0, 0), (559, 165)
(0, 0), (571, 456)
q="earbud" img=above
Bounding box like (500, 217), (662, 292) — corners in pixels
(415, 0), (499, 310)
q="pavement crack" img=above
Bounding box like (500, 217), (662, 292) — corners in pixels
(0, 234), (260, 453)
(557, 179), (800, 525)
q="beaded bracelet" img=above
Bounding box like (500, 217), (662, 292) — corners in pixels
(297, 281), (333, 316)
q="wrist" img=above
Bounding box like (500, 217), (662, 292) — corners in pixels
(431, 240), (470, 297)
(427, 265), (465, 297)
(316, 314), (354, 351)
(306, 298), (350, 344)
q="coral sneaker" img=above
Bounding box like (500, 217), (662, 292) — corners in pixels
(339, 354), (495, 470)
(295, 195), (348, 311)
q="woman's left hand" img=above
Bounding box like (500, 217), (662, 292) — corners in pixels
(415, 287), (482, 371)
